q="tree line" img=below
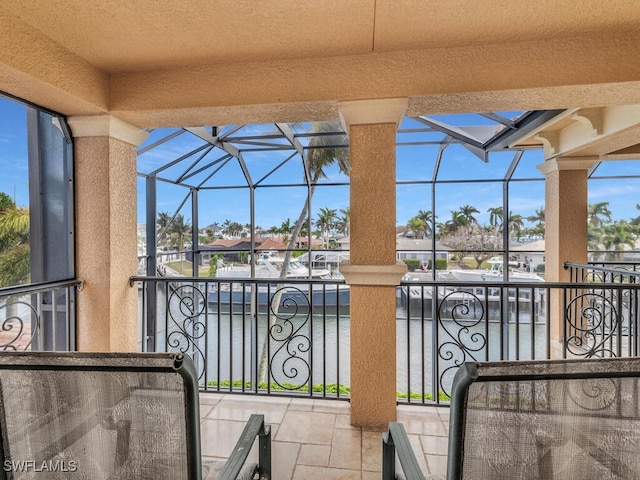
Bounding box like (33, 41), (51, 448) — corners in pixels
(405, 201), (640, 265)
(156, 206), (351, 251)
(405, 205), (544, 241)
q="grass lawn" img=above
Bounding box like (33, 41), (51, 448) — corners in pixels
(165, 260), (210, 277)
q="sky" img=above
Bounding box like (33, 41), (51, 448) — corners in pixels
(2, 95), (640, 233)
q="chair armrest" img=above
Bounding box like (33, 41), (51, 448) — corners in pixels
(382, 422), (425, 480)
(216, 414), (271, 480)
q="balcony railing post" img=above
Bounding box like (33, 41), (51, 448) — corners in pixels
(145, 279), (157, 352)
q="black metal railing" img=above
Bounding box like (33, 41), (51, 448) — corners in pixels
(0, 279), (80, 351)
(397, 277), (640, 404)
(565, 262), (640, 358)
(566, 261), (640, 283)
(133, 273), (640, 404)
(132, 275), (350, 399)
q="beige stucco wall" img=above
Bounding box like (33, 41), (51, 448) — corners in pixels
(543, 164), (590, 284)
(75, 135), (138, 351)
(349, 123), (398, 265)
(541, 160), (590, 346)
(340, 118), (406, 427)
(349, 285), (398, 427)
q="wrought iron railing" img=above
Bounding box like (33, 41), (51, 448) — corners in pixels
(566, 261), (640, 283)
(565, 261), (640, 358)
(398, 276), (640, 404)
(132, 275), (350, 399)
(133, 274), (640, 404)
(0, 279), (80, 351)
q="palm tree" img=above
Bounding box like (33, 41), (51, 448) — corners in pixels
(588, 202), (612, 228)
(156, 211), (171, 248)
(459, 205), (480, 225)
(434, 222), (447, 239)
(0, 204), (30, 287)
(279, 218), (294, 247)
(587, 222), (604, 252)
(602, 222), (636, 260)
(527, 207), (545, 227)
(416, 210), (434, 238)
(508, 212), (525, 240)
(231, 222), (244, 237)
(487, 206), (504, 229)
(258, 122), (348, 383)
(167, 214), (191, 251)
(444, 210), (468, 234)
(336, 208), (350, 236)
(406, 217), (427, 239)
(237, 251), (249, 264)
(281, 122), (349, 278)
(316, 207), (337, 248)
(221, 219), (231, 238)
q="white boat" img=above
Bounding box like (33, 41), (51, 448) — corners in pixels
(216, 254), (334, 280)
(210, 256), (349, 310)
(445, 257), (545, 283)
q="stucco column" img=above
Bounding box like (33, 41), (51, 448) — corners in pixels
(338, 99), (408, 428)
(537, 157), (595, 348)
(68, 115), (148, 352)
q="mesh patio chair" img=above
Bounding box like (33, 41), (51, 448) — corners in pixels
(384, 357), (640, 480)
(382, 422), (431, 480)
(0, 351), (271, 480)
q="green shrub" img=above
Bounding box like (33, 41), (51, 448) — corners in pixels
(402, 258), (421, 271)
(396, 390), (450, 402)
(535, 263), (545, 273)
(205, 380), (351, 395)
(435, 258), (448, 270)
(205, 379), (449, 402)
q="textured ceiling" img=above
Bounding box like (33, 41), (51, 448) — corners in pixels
(1, 0), (640, 131)
(2, 0), (639, 73)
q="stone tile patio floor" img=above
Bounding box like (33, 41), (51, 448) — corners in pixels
(199, 393), (449, 479)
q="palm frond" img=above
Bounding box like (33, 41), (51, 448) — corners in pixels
(0, 207), (29, 240)
(0, 243), (30, 287)
(304, 121), (350, 179)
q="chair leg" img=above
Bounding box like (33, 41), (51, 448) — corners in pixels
(382, 431), (396, 480)
(258, 424), (271, 479)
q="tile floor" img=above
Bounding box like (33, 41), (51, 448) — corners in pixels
(199, 393), (449, 479)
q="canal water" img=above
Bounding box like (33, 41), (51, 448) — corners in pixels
(141, 288), (548, 397)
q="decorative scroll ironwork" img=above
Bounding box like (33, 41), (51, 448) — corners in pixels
(581, 267), (631, 285)
(0, 298), (39, 351)
(267, 285), (311, 391)
(166, 284), (207, 379)
(567, 378), (617, 411)
(565, 292), (620, 357)
(437, 289), (487, 397)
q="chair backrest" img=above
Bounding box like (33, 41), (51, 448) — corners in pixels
(0, 352), (201, 480)
(447, 357), (640, 480)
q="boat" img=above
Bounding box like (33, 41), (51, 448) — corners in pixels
(444, 257), (545, 283)
(208, 256), (350, 311)
(216, 254), (333, 280)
